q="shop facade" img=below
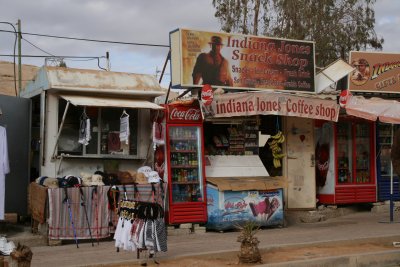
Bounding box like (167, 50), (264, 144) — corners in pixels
(22, 66), (165, 178)
(21, 66), (166, 241)
(344, 51), (400, 204)
(167, 28), (344, 227)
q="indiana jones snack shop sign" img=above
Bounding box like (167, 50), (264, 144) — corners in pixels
(170, 29), (315, 92)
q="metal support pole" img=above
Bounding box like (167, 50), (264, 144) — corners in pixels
(51, 101), (70, 160)
(17, 19), (22, 96)
(159, 50), (170, 84)
(390, 123), (394, 222)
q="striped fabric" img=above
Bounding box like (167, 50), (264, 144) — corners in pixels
(48, 186), (110, 240)
(47, 184), (167, 240)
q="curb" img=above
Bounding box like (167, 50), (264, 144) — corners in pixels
(258, 249), (400, 267)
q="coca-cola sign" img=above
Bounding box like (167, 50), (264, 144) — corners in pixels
(339, 89), (351, 108)
(168, 106), (202, 122)
(201, 84), (214, 106)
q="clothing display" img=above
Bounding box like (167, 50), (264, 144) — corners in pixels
(114, 200), (167, 255)
(0, 126), (9, 220)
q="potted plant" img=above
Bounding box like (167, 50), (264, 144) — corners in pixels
(236, 221), (262, 264)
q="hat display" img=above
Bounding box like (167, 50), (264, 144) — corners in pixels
(64, 175), (82, 187)
(147, 171), (161, 184)
(91, 174), (105, 186)
(35, 176), (59, 189)
(43, 178), (59, 189)
(137, 166), (152, 177)
(135, 172), (148, 184)
(80, 172), (105, 186)
(209, 36), (223, 45)
(81, 172), (93, 187)
(117, 171), (135, 185)
(58, 177), (69, 188)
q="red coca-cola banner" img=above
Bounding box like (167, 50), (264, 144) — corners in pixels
(201, 84), (214, 106)
(167, 104), (202, 123)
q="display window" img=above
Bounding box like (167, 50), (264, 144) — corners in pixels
(203, 118), (259, 156)
(57, 99), (138, 157)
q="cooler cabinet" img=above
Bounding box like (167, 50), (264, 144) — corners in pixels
(317, 118), (376, 204)
(334, 119), (376, 203)
(165, 103), (207, 224)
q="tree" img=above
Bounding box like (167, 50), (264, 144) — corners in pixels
(212, 0), (384, 67)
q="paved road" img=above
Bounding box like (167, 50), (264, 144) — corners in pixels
(22, 210), (400, 266)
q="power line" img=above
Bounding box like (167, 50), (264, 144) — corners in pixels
(0, 29), (170, 48)
(22, 37), (55, 56)
(0, 54), (103, 58)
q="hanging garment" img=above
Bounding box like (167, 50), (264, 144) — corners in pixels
(78, 118), (91, 145)
(0, 126), (10, 220)
(152, 122), (164, 145)
(119, 113), (130, 145)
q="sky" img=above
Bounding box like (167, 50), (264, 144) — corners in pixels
(0, 0), (399, 88)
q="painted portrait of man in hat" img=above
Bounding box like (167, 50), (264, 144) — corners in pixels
(192, 35), (233, 87)
(350, 58), (370, 86)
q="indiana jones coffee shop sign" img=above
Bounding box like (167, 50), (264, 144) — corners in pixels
(170, 29), (315, 92)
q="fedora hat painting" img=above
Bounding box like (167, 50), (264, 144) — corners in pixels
(209, 36), (223, 45)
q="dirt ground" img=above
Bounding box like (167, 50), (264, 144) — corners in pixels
(105, 240), (399, 267)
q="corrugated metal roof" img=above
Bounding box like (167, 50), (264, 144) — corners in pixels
(22, 66), (165, 98)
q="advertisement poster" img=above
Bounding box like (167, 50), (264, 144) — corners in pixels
(170, 29), (315, 92)
(206, 186), (284, 231)
(315, 121), (335, 195)
(349, 51), (400, 93)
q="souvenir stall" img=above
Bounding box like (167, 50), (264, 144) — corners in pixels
(22, 66), (167, 241)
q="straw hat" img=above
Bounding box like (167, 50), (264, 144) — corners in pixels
(135, 172), (148, 184)
(80, 172), (93, 187)
(35, 176), (59, 189)
(117, 171), (135, 185)
(43, 178), (59, 189)
(91, 174), (105, 186)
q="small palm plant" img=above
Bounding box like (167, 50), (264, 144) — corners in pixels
(236, 221), (262, 264)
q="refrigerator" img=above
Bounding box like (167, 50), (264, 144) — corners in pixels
(317, 117), (376, 204)
(376, 123), (400, 201)
(165, 103), (207, 224)
(334, 118), (376, 203)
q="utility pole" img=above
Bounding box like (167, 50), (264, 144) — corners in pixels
(106, 51), (110, 71)
(17, 19), (22, 96)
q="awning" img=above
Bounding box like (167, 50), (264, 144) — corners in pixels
(345, 95), (400, 124)
(59, 95), (164, 110)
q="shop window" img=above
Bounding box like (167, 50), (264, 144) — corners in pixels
(57, 99), (138, 158)
(203, 119), (259, 156)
